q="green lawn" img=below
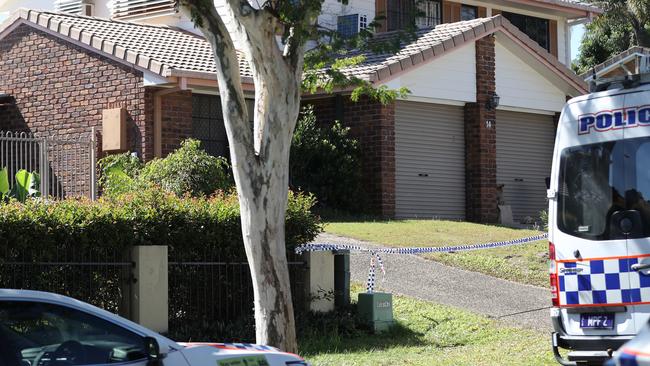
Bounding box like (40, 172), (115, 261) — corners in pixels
(300, 285), (554, 365)
(325, 220), (548, 287)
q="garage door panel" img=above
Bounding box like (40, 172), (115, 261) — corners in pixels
(395, 101), (465, 219)
(496, 110), (554, 222)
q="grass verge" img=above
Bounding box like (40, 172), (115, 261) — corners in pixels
(324, 220), (548, 287)
(299, 285), (553, 365)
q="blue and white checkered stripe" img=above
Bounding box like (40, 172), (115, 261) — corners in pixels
(558, 258), (650, 306)
(295, 233), (548, 255)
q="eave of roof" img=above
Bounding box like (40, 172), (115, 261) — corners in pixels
(514, 0), (603, 16)
(581, 46), (650, 81)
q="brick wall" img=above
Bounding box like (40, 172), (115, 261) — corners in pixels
(306, 95), (396, 217)
(145, 88), (194, 157)
(465, 35), (498, 223)
(0, 24), (153, 159)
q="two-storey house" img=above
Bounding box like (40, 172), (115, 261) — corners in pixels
(0, 0), (600, 223)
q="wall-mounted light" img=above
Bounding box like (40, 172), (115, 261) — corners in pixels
(485, 93), (500, 111)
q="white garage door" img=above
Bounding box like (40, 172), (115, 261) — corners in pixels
(395, 101), (465, 219)
(496, 110), (555, 222)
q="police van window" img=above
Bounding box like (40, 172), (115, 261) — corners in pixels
(558, 137), (650, 240)
(633, 140), (650, 237)
(0, 301), (148, 365)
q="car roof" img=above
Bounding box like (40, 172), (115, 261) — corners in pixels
(0, 289), (180, 351)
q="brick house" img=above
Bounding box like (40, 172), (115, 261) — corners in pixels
(0, 0), (599, 224)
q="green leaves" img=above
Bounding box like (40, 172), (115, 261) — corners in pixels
(0, 186), (321, 251)
(0, 168), (41, 203)
(98, 139), (233, 198)
(0, 168), (9, 199)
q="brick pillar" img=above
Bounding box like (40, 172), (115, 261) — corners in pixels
(465, 35), (498, 223)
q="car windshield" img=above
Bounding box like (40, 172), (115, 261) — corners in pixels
(558, 136), (650, 240)
(0, 301), (147, 366)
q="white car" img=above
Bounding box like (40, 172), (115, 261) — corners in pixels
(0, 289), (309, 366)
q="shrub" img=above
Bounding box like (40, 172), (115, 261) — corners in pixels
(0, 186), (320, 253)
(97, 152), (143, 196)
(139, 139), (231, 197)
(290, 106), (363, 213)
(98, 139), (232, 197)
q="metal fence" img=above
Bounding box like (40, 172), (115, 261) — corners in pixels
(168, 247), (308, 342)
(0, 246), (134, 318)
(0, 130), (96, 199)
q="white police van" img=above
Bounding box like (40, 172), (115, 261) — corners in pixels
(549, 71), (650, 365)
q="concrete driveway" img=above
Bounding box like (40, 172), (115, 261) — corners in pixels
(316, 232), (552, 332)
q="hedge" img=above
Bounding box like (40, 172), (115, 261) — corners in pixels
(0, 188), (321, 341)
(0, 187), (322, 256)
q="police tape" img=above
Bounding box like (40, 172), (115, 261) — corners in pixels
(295, 232), (548, 293)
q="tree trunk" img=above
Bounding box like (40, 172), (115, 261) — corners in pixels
(226, 82), (301, 353)
(178, 1), (304, 353)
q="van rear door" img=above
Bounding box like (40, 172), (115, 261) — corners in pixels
(553, 94), (634, 336)
(619, 91), (650, 333)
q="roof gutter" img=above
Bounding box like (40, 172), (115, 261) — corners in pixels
(165, 69), (255, 86)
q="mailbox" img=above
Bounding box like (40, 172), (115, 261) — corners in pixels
(102, 108), (127, 152)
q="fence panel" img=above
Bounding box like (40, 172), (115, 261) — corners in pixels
(168, 247), (308, 342)
(0, 246), (134, 318)
(0, 131), (96, 200)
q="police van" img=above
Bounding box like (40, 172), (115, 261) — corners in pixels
(549, 71), (650, 365)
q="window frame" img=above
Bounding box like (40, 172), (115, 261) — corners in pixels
(501, 11), (551, 52)
(386, 0), (442, 31)
(460, 4), (478, 21)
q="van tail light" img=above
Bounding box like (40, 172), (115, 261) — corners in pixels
(549, 242), (559, 307)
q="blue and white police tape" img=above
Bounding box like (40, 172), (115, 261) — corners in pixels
(295, 232), (548, 293)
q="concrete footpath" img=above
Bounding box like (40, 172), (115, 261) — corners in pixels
(315, 232), (552, 332)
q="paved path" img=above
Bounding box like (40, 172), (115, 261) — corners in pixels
(315, 233), (552, 332)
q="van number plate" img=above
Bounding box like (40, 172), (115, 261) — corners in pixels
(580, 313), (614, 329)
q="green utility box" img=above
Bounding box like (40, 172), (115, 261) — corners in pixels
(357, 292), (394, 332)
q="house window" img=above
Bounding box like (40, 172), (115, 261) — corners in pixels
(54, 0), (93, 15)
(502, 12), (550, 51)
(192, 94), (229, 158)
(415, 0), (442, 29)
(460, 5), (477, 21)
(338, 14), (360, 38)
(108, 0), (177, 20)
(387, 0), (441, 31)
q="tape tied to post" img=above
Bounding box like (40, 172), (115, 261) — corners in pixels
(296, 233), (548, 293)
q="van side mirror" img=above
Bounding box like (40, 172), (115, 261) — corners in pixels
(144, 337), (161, 366)
(545, 177), (551, 190)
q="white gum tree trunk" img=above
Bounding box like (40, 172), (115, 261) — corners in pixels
(180, 0), (307, 352)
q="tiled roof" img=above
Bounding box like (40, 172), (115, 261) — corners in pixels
(581, 46), (650, 80)
(0, 9), (252, 79)
(340, 15), (587, 93)
(1, 9), (585, 93)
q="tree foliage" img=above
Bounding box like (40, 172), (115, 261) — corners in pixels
(575, 0), (650, 74)
(290, 106), (363, 213)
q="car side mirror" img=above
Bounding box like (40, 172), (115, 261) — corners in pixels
(144, 337), (162, 366)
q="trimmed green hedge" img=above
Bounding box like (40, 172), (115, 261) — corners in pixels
(0, 187), (322, 255)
